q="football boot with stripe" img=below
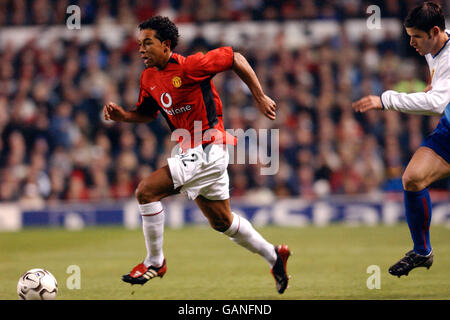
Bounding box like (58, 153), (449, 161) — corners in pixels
(271, 244), (291, 294)
(122, 259), (167, 285)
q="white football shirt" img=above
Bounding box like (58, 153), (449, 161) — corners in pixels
(381, 30), (450, 121)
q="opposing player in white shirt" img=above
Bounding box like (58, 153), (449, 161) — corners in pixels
(352, 2), (450, 277)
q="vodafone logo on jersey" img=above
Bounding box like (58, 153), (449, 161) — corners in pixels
(160, 92), (192, 116)
(160, 93), (172, 108)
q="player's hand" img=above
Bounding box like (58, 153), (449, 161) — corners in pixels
(103, 102), (126, 122)
(352, 95), (382, 113)
(256, 94), (277, 120)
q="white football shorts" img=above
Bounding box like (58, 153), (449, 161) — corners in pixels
(167, 143), (230, 201)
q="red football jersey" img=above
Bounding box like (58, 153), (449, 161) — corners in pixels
(136, 46), (237, 150)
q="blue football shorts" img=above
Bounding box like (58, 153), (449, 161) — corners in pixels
(421, 115), (450, 163)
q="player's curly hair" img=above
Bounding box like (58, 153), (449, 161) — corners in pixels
(404, 1), (446, 33)
(138, 16), (179, 50)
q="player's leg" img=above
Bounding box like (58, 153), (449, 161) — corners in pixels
(403, 147), (450, 191)
(122, 165), (180, 284)
(136, 165), (180, 266)
(389, 147), (450, 277)
(402, 147), (450, 254)
(195, 196), (276, 263)
(194, 196), (291, 293)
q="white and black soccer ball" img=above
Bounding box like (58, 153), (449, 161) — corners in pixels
(17, 268), (58, 300)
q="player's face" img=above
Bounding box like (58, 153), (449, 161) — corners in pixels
(138, 29), (171, 69)
(405, 27), (435, 56)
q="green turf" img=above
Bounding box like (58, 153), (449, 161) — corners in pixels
(1, 224), (449, 300)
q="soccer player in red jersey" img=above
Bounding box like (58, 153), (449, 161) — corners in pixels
(103, 16), (290, 294)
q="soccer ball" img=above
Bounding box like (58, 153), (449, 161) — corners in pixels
(17, 268), (58, 300)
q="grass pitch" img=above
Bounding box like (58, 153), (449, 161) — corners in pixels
(1, 224), (449, 300)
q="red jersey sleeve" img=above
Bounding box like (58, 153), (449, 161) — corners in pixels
(183, 46), (234, 81)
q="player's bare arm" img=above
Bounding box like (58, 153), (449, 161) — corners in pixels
(232, 52), (277, 120)
(103, 102), (155, 123)
(352, 95), (383, 113)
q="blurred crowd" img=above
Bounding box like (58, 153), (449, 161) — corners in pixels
(0, 0), (449, 205)
(1, 0), (447, 25)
